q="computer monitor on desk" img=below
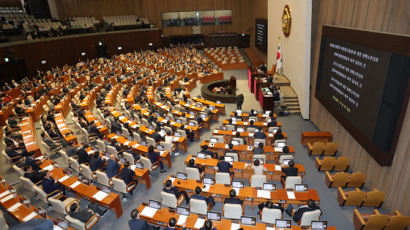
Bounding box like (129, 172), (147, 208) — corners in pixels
(203, 177), (215, 185)
(295, 184), (308, 192)
(177, 206), (190, 216)
(232, 180), (244, 188)
(275, 219), (291, 228)
(149, 200), (161, 209)
(231, 140), (240, 146)
(311, 221), (328, 229)
(177, 172), (187, 180)
(241, 216), (256, 226)
(207, 212), (221, 221)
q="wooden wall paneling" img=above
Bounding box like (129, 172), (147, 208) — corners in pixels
(310, 0), (410, 215)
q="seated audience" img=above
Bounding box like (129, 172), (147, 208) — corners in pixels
(163, 179), (189, 204)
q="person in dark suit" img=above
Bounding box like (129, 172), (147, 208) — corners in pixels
(87, 121), (100, 137)
(253, 142), (264, 155)
(5, 141), (24, 162)
(77, 146), (91, 164)
(148, 145), (165, 173)
(106, 154), (120, 178)
(224, 189), (242, 205)
(236, 94), (244, 110)
(258, 200), (284, 213)
(187, 158), (204, 174)
(66, 142), (78, 157)
(68, 203), (95, 223)
(225, 143), (238, 155)
(190, 186), (214, 207)
(201, 145), (217, 159)
(274, 128), (285, 140)
(151, 127), (162, 143)
(233, 132), (246, 145)
(248, 120), (256, 128)
(90, 152), (105, 172)
(23, 165), (45, 184)
(25, 151), (42, 171)
(118, 161), (137, 186)
(199, 220), (217, 230)
(163, 179), (189, 204)
(254, 129), (267, 139)
(267, 117), (277, 127)
(128, 209), (149, 230)
(281, 160), (298, 181)
(288, 199), (321, 223)
(111, 118), (122, 134)
(42, 171), (64, 194)
(217, 156), (232, 174)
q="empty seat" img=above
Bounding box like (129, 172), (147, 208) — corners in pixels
(337, 188), (366, 207)
(261, 208), (282, 224)
(325, 171), (349, 188)
(223, 203), (242, 220)
(186, 167), (202, 180)
(324, 142), (338, 156)
(215, 172), (231, 185)
(315, 156), (336, 171)
(353, 209), (389, 230)
(250, 174), (266, 188)
(363, 189), (384, 208)
(300, 209), (321, 226)
(284, 176), (302, 190)
(347, 172), (366, 188)
(307, 142), (325, 155)
(333, 157), (350, 172)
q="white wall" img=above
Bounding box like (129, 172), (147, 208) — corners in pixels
(267, 0), (312, 119)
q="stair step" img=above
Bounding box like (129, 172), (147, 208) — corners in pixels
(286, 105), (301, 109)
(288, 110), (301, 114)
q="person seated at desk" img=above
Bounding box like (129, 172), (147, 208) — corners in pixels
(150, 127), (163, 143)
(128, 209), (150, 230)
(66, 142), (78, 157)
(234, 132), (246, 145)
(68, 203), (96, 224)
(258, 200), (284, 213)
(23, 165), (46, 184)
(232, 112), (243, 121)
(252, 159), (266, 175)
(90, 152), (105, 172)
(249, 109), (258, 116)
(201, 145), (217, 159)
(163, 179), (189, 204)
(225, 143), (238, 156)
(25, 151), (42, 171)
(248, 120), (256, 128)
(14, 101), (26, 116)
(191, 186), (215, 207)
(87, 121), (101, 138)
(42, 171), (65, 194)
(199, 220), (217, 230)
(253, 142), (264, 155)
(106, 154), (120, 178)
(41, 132), (62, 151)
(217, 156), (233, 174)
(118, 161), (138, 191)
(267, 117), (277, 127)
(110, 139), (123, 152)
(5, 141), (25, 162)
(164, 217), (187, 230)
(187, 158), (204, 174)
(287, 199), (321, 223)
(224, 189), (242, 205)
(77, 145), (91, 164)
(180, 124), (194, 143)
(281, 160), (298, 181)
(148, 145), (166, 173)
(6, 114), (20, 130)
(254, 129), (267, 139)
(274, 128), (285, 140)
(111, 118), (123, 134)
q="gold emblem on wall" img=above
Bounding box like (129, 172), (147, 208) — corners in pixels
(282, 5), (291, 37)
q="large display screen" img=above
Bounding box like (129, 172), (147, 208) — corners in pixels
(315, 26), (410, 166)
(255, 18), (267, 53)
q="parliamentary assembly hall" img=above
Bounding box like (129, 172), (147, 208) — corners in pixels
(0, 0), (409, 229)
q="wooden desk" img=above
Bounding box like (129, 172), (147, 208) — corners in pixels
(212, 129), (287, 146)
(178, 101), (219, 121)
(39, 161), (123, 218)
(0, 103), (15, 126)
(193, 97), (225, 115)
(165, 175), (320, 206)
(185, 155), (305, 180)
(137, 203), (336, 230)
(222, 119), (282, 131)
(55, 113), (78, 144)
(199, 72), (224, 84)
(200, 140), (294, 162)
(301, 131), (332, 145)
(229, 112), (277, 119)
(259, 87), (274, 111)
(21, 116), (41, 156)
(106, 134), (172, 168)
(26, 95), (48, 122)
(83, 111), (109, 136)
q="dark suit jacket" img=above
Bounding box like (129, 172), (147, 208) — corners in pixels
(88, 125), (100, 135)
(224, 197), (242, 205)
(274, 133), (285, 140)
(6, 148), (21, 159)
(77, 148), (91, 164)
(254, 132), (267, 139)
(106, 159), (120, 178)
(267, 121), (277, 127)
(151, 132), (162, 143)
(70, 210), (94, 223)
(282, 167), (298, 178)
(163, 187), (181, 198)
(293, 206), (320, 222)
(24, 171), (44, 184)
(253, 148), (264, 155)
(118, 167), (135, 184)
(25, 157), (41, 171)
(41, 177), (58, 194)
(148, 151), (160, 164)
(90, 157), (104, 172)
(217, 161), (232, 173)
(128, 219), (149, 230)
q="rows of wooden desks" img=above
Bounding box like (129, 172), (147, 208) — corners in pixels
(164, 175), (320, 206)
(21, 116), (41, 156)
(200, 141), (295, 162)
(110, 109), (188, 151)
(185, 155), (305, 180)
(137, 203), (336, 230)
(39, 161), (123, 218)
(83, 111), (109, 136)
(55, 113), (78, 145)
(211, 129), (288, 145)
(106, 133), (172, 168)
(193, 97), (225, 115)
(26, 95), (49, 122)
(222, 119), (282, 130)
(228, 111), (277, 120)
(178, 101), (219, 121)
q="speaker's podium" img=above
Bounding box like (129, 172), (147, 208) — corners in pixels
(259, 87), (274, 111)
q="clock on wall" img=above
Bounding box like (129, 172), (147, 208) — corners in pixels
(282, 5), (291, 37)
